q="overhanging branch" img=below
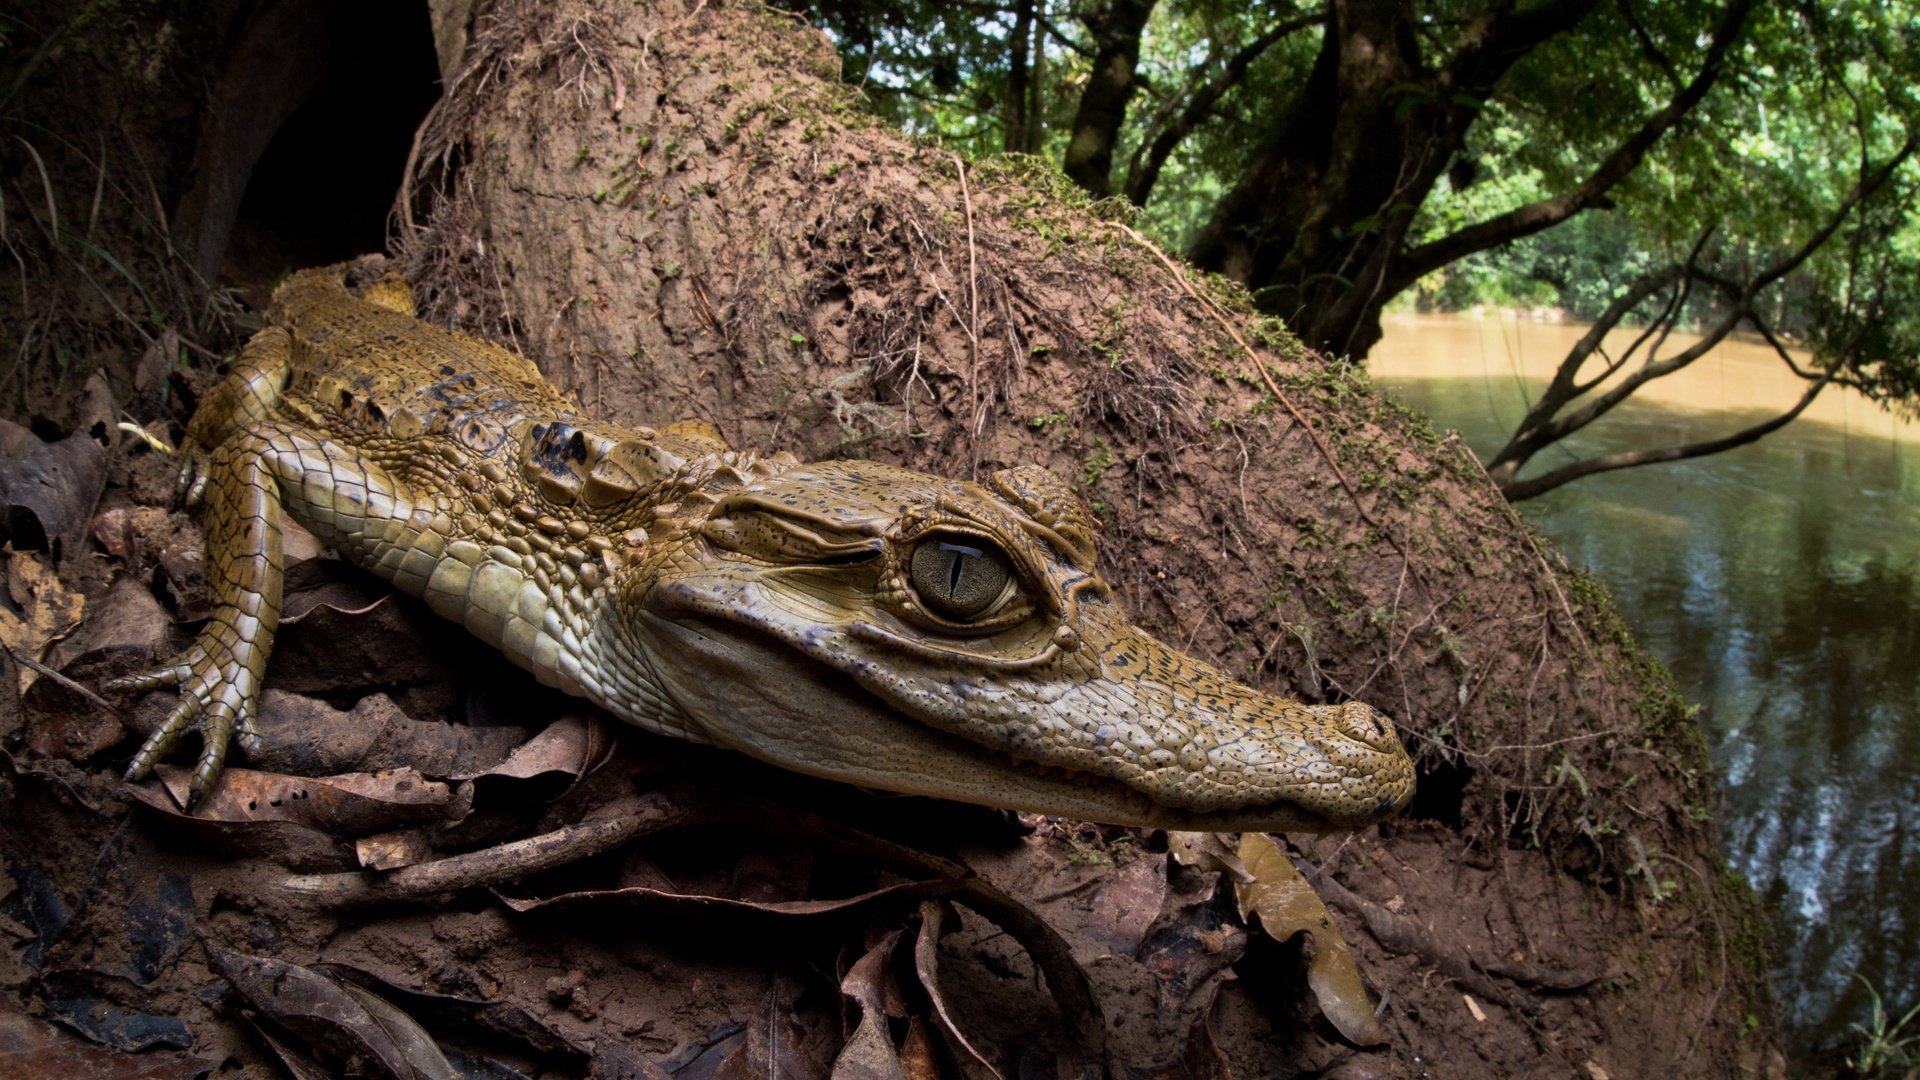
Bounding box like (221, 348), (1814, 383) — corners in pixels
(1397, 0), (1753, 285)
(1499, 367), (1837, 501)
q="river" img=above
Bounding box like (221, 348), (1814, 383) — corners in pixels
(1369, 312), (1920, 1056)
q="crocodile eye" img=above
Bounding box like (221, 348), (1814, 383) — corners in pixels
(910, 536), (1015, 621)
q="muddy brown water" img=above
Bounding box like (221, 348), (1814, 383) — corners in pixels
(1372, 312), (1920, 1055)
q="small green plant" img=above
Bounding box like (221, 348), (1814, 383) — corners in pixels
(1028, 411), (1067, 428)
(1848, 976), (1920, 1078)
(1081, 437), (1113, 487)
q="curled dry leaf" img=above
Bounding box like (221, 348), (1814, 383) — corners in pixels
(498, 877), (955, 922)
(315, 962), (591, 1067)
(1233, 833), (1388, 1047)
(912, 900), (1004, 1080)
(1165, 831), (1252, 882)
(472, 713), (600, 779)
(832, 928), (908, 1080)
(898, 1018), (942, 1080)
(0, 378), (110, 565)
(465, 712), (615, 799)
(277, 566), (391, 624)
(207, 945), (459, 1080)
(91, 506), (135, 559)
(47, 575), (170, 671)
(356, 829), (434, 871)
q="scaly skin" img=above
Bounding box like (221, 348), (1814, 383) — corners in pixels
(110, 264), (1416, 830)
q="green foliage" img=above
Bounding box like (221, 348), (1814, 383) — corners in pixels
(1847, 975), (1920, 1078)
(801, 0), (1920, 428)
(804, 0), (1064, 155)
(1413, 0), (1920, 344)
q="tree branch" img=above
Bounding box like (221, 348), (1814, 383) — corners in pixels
(1122, 8), (1325, 207)
(1552, 127), (1917, 437)
(1443, 0), (1607, 89)
(1398, 0), (1753, 284)
(1037, 9), (1093, 56)
(1499, 367), (1837, 501)
(1746, 127), (1918, 293)
(1484, 123), (1914, 492)
(1613, 0), (1682, 88)
(1484, 264), (1684, 476)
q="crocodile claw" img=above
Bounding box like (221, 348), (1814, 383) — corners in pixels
(108, 640), (264, 804)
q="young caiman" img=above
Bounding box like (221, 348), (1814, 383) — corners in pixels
(110, 264), (1415, 832)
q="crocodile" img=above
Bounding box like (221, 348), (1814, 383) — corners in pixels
(109, 264), (1415, 832)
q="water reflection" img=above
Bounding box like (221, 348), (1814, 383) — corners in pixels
(1372, 318), (1920, 1052)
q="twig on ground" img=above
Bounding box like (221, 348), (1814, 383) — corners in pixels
(6, 647), (118, 712)
(951, 153), (985, 467)
(278, 791), (694, 906)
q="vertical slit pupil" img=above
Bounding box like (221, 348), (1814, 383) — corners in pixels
(938, 541), (982, 596)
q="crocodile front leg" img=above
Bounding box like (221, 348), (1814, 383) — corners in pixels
(111, 428), (288, 799)
(111, 418), (432, 802)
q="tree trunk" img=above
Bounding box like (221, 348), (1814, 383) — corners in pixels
(398, 0), (1774, 1072)
(1059, 0), (1156, 196)
(1185, 0), (1754, 362)
(1004, 0), (1033, 154)
(1185, 0), (1492, 358)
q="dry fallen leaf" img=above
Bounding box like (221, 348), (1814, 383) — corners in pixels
(898, 1018), (942, 1080)
(139, 764), (454, 834)
(356, 829), (434, 871)
(0, 382), (110, 565)
(207, 945), (459, 1080)
(466, 712), (614, 790)
(832, 929), (908, 1080)
(912, 901), (1004, 1080)
(1234, 832), (1388, 1046)
(0, 550), (85, 694)
(1165, 831), (1253, 882)
(0, 999), (207, 1080)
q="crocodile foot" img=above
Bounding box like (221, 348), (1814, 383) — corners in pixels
(108, 633), (266, 804)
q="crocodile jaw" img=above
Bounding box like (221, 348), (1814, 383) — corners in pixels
(634, 584), (1415, 833)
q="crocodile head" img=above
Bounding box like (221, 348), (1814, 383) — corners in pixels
(625, 459), (1415, 832)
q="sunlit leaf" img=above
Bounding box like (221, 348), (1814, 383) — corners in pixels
(1233, 833), (1387, 1047)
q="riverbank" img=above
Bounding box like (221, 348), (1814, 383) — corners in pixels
(1371, 311), (1920, 446)
(1372, 311), (1920, 1067)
